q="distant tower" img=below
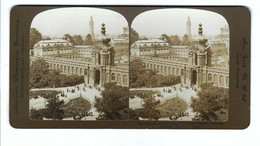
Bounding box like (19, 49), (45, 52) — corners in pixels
(186, 17), (192, 39)
(89, 16), (94, 38)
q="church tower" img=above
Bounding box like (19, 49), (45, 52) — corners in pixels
(89, 16), (94, 38)
(186, 17), (192, 39)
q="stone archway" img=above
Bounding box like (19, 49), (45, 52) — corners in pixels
(192, 70), (197, 85)
(95, 70), (100, 85)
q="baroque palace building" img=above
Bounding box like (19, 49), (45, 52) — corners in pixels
(31, 23), (129, 88)
(131, 23), (229, 88)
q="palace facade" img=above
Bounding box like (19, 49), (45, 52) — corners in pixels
(132, 23), (229, 88)
(31, 22), (129, 88)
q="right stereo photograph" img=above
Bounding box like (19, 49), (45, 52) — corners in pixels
(129, 8), (229, 122)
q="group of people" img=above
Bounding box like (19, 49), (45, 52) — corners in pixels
(169, 112), (189, 120)
(73, 111), (94, 120)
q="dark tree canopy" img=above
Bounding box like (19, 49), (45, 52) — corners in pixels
(161, 34), (184, 46)
(29, 108), (43, 120)
(29, 58), (50, 88)
(83, 34), (94, 45)
(94, 82), (129, 120)
(73, 35), (84, 45)
(44, 96), (65, 120)
(142, 95), (161, 120)
(130, 58), (180, 88)
(130, 28), (139, 46)
(181, 34), (191, 46)
(190, 82), (228, 121)
(29, 58), (84, 88)
(30, 28), (42, 50)
(64, 34), (75, 44)
(161, 34), (171, 45)
(170, 35), (181, 46)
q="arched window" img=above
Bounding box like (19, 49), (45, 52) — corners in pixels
(112, 73), (116, 81)
(64, 66), (67, 73)
(177, 68), (180, 76)
(72, 67), (75, 74)
(76, 67), (79, 75)
(68, 66), (71, 74)
(164, 66), (167, 74)
(208, 74), (212, 81)
(226, 77), (229, 86)
(181, 69), (184, 75)
(220, 75), (224, 85)
(214, 74), (218, 84)
(123, 75), (128, 85)
(117, 74), (121, 84)
(172, 68), (175, 75)
(79, 68), (84, 75)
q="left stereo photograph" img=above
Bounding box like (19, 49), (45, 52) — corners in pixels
(29, 7), (130, 121)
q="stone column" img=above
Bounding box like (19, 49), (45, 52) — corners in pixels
(89, 68), (96, 86)
(197, 68), (202, 88)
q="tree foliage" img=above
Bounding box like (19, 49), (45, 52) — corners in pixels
(30, 28), (42, 50)
(130, 28), (139, 46)
(83, 34), (94, 45)
(129, 91), (160, 120)
(29, 108), (43, 120)
(29, 58), (84, 88)
(190, 82), (229, 121)
(44, 96), (65, 120)
(94, 83), (129, 120)
(161, 34), (189, 46)
(181, 34), (191, 46)
(170, 35), (181, 46)
(64, 34), (75, 44)
(130, 58), (180, 88)
(73, 35), (84, 45)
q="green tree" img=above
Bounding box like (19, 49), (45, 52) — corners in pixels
(170, 35), (181, 46)
(29, 58), (50, 88)
(161, 34), (171, 45)
(181, 34), (191, 46)
(64, 34), (75, 44)
(44, 96), (65, 120)
(83, 34), (94, 45)
(30, 28), (42, 50)
(73, 35), (83, 45)
(190, 82), (228, 121)
(94, 82), (129, 120)
(130, 28), (139, 45)
(142, 96), (161, 120)
(29, 108), (43, 120)
(129, 58), (146, 87)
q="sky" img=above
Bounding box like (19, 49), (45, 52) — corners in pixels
(31, 7), (128, 37)
(131, 8), (229, 38)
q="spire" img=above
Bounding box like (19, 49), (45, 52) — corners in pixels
(89, 16), (94, 38)
(198, 23), (203, 36)
(186, 17), (192, 39)
(101, 23), (106, 35)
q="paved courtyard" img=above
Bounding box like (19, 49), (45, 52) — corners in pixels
(130, 83), (199, 121)
(30, 83), (102, 120)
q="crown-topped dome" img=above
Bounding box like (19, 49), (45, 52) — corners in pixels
(94, 23), (111, 52)
(192, 23), (208, 49)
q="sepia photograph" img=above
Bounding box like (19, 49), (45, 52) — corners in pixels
(29, 7), (129, 120)
(129, 9), (229, 121)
